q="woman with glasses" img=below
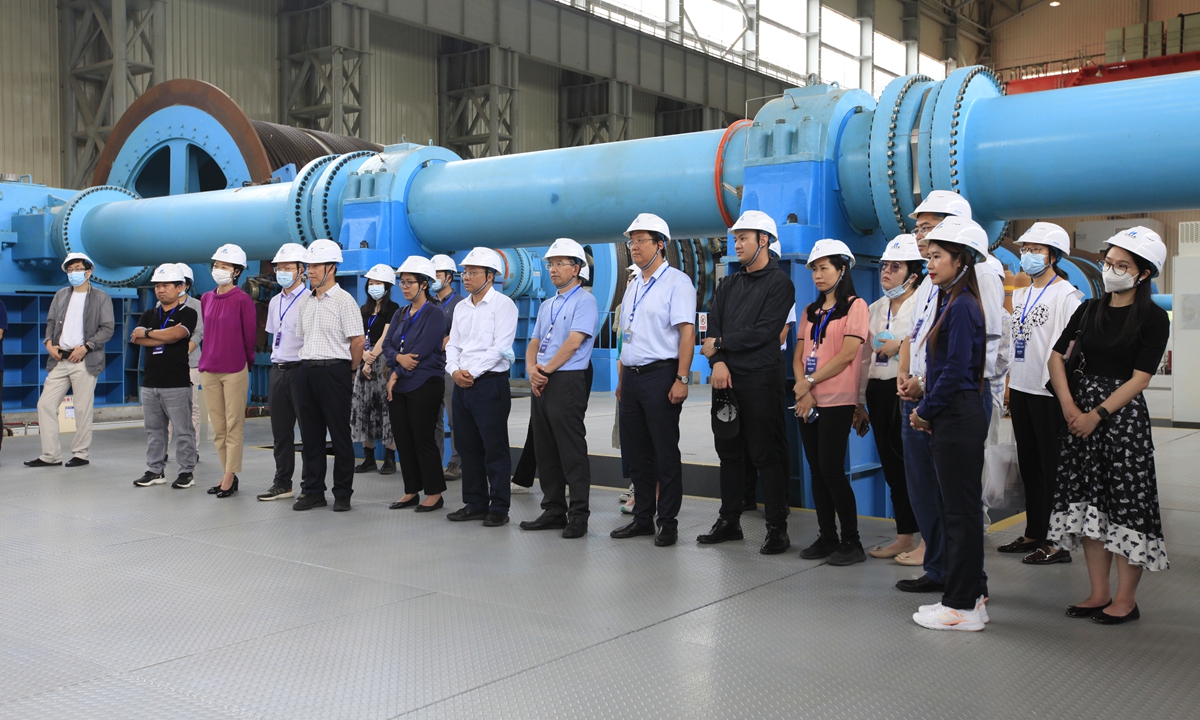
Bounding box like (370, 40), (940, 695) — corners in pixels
(1002, 224), (1082, 565)
(1047, 227), (1170, 625)
(351, 264), (401, 475)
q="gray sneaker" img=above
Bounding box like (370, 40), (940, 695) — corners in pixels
(443, 462), (462, 481)
(257, 486), (295, 501)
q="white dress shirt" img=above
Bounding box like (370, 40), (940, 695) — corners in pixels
(618, 262), (697, 367)
(446, 286), (519, 378)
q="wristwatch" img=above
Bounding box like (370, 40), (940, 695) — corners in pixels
(713, 337), (723, 351)
(676, 374), (690, 385)
(804, 375), (816, 387)
(1095, 406), (1110, 420)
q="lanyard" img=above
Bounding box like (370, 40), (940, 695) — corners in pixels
(809, 305), (836, 355)
(441, 290), (456, 307)
(278, 290), (302, 325)
(885, 305), (892, 332)
(911, 283), (938, 342)
(158, 305), (179, 330)
(548, 285), (582, 331)
(1019, 276), (1059, 326)
(399, 301), (429, 351)
(366, 313), (379, 334)
(627, 274), (659, 326)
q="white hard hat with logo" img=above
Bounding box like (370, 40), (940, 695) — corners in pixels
(305, 238), (343, 264)
(731, 210), (778, 239)
(174, 263), (194, 282)
(1017, 222), (1071, 256)
(1106, 226), (1166, 278)
(807, 239), (857, 269)
(624, 213), (671, 241)
(881, 234), (923, 262)
(151, 263), (187, 284)
(544, 238), (587, 263)
(769, 240), (782, 258)
(925, 216), (988, 263)
(580, 264), (591, 282)
(430, 254), (457, 273)
(60, 252), (95, 272)
(910, 190), (972, 220)
(272, 243), (308, 264)
(364, 263), (397, 284)
(460, 247), (505, 274)
(211, 243), (248, 266)
(397, 256), (437, 281)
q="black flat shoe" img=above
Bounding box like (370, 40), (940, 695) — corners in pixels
(65, 457), (90, 468)
(1023, 546), (1072, 565)
(215, 477), (239, 498)
(447, 507), (488, 522)
(414, 497), (444, 513)
(1065, 600), (1112, 619)
(390, 496), (421, 510)
(1092, 604), (1140, 625)
(998, 537), (1040, 554)
(896, 574), (945, 593)
(24, 458), (62, 468)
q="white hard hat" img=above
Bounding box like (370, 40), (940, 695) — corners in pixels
(211, 243), (248, 267)
(1017, 222), (1071, 256)
(397, 256), (437, 281)
(624, 213), (671, 241)
(807, 239), (856, 269)
(430, 254), (457, 273)
(731, 210), (778, 239)
(174, 263), (194, 282)
(272, 243), (308, 264)
(1106, 226), (1166, 278)
(61, 252), (94, 272)
(910, 190), (972, 220)
(544, 238), (587, 263)
(925, 216), (988, 263)
(580, 264), (591, 281)
(769, 240), (782, 258)
(459, 247), (504, 274)
(364, 263), (396, 284)
(881, 234), (923, 262)
(151, 263), (186, 284)
(305, 238), (343, 264)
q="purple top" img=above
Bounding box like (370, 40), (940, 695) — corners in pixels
(199, 287), (257, 373)
(383, 300), (446, 394)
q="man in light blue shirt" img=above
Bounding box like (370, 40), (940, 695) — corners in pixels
(520, 239), (599, 539)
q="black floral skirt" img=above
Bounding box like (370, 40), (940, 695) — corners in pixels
(1048, 373), (1168, 571)
(350, 355), (393, 445)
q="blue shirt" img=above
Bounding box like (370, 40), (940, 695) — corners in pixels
(532, 283), (598, 372)
(383, 300), (447, 394)
(916, 291), (985, 421)
(618, 262), (697, 367)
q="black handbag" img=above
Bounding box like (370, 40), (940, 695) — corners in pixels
(1047, 300), (1093, 398)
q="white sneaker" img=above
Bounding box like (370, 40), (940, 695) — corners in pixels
(919, 595), (989, 624)
(913, 603), (985, 631)
(510, 483), (530, 494)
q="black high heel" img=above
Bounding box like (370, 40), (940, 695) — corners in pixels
(216, 476), (239, 498)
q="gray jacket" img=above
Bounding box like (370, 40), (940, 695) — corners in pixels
(44, 286), (115, 375)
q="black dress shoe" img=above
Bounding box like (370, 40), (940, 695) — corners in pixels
(390, 496), (421, 510)
(562, 521), (588, 539)
(520, 514), (568, 531)
(1023, 546), (1072, 565)
(354, 457), (378, 473)
(482, 511), (509, 527)
(997, 537), (1040, 554)
(697, 518), (744, 544)
(610, 520), (655, 539)
(896, 574), (945, 593)
(293, 493), (328, 511)
(216, 477), (239, 498)
(1092, 604), (1140, 625)
(1065, 600), (1112, 619)
(798, 536), (840, 560)
(333, 497), (351, 512)
(65, 457), (89, 468)
(759, 526), (791, 555)
(654, 526), (678, 547)
(447, 507), (488, 522)
(24, 458), (62, 468)
(414, 497), (444, 513)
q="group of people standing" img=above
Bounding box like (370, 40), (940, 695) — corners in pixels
(12, 197), (1171, 633)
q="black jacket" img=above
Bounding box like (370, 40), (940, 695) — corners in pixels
(708, 257), (795, 385)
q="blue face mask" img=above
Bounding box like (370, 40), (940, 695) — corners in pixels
(367, 285), (386, 300)
(431, 278), (444, 292)
(1020, 252), (1047, 277)
(277, 271), (295, 288)
(67, 271), (87, 287)
(882, 275), (913, 300)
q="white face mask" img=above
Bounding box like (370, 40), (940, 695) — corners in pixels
(212, 268), (233, 286)
(1103, 267), (1137, 294)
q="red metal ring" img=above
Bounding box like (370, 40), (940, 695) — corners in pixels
(714, 119), (753, 229)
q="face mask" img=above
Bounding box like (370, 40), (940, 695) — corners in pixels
(277, 271), (295, 288)
(367, 285), (386, 300)
(67, 271), (87, 287)
(212, 269), (233, 286)
(882, 275), (912, 300)
(1103, 267), (1137, 294)
(431, 278), (444, 292)
(1020, 252), (1047, 277)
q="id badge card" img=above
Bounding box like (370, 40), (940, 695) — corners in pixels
(910, 318), (925, 342)
(622, 329), (633, 344)
(805, 355), (818, 375)
(875, 352), (889, 366)
(1013, 338), (1027, 362)
(152, 345), (165, 355)
(538, 336), (551, 356)
(274, 333), (282, 348)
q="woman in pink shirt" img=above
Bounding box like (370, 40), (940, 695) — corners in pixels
(199, 244), (258, 497)
(793, 240), (869, 567)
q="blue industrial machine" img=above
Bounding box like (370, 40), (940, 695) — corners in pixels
(4, 69), (1199, 515)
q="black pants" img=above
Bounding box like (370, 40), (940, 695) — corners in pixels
(454, 373), (511, 514)
(621, 363), (684, 529)
(390, 375), (447, 497)
(513, 363), (591, 488)
(0, 373), (5, 453)
(798, 404), (859, 544)
(865, 378), (919, 535)
(741, 385), (793, 505)
(1009, 389), (1066, 541)
(297, 361), (355, 500)
(268, 365), (302, 489)
(930, 390), (988, 611)
(714, 376), (790, 529)
(531, 370), (591, 521)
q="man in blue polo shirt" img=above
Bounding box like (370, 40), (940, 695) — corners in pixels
(519, 238), (599, 539)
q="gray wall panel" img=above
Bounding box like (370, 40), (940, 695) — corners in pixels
(518, 58), (560, 153)
(0, 0), (60, 186)
(369, 18), (438, 147)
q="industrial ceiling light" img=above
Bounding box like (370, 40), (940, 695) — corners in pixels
(1049, 1), (1061, 6)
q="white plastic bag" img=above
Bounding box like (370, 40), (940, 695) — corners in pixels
(982, 405), (1022, 510)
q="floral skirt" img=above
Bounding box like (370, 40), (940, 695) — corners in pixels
(1047, 373), (1168, 571)
(350, 355), (392, 445)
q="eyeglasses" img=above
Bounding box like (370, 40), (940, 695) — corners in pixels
(461, 269), (487, 278)
(1019, 247), (1049, 256)
(544, 260), (576, 270)
(880, 261), (907, 273)
(398, 280), (420, 288)
(1101, 260), (1136, 277)
(626, 238), (658, 249)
